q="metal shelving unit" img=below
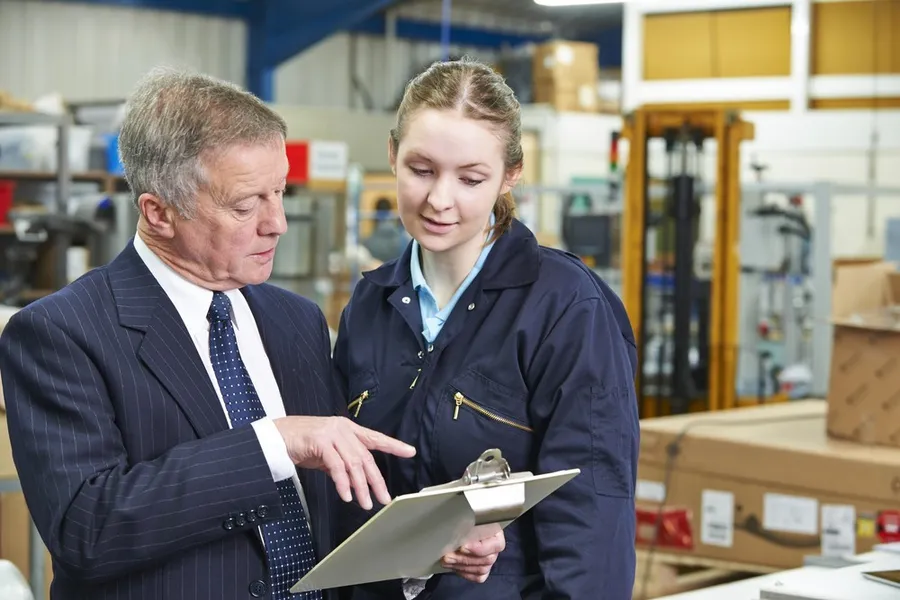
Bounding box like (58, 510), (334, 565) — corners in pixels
(0, 111), (75, 301)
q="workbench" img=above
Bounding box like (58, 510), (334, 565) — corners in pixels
(655, 545), (900, 599)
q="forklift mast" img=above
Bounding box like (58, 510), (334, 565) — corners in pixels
(620, 109), (755, 418)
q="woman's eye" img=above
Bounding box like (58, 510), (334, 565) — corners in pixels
(410, 167), (431, 176)
(461, 178), (484, 187)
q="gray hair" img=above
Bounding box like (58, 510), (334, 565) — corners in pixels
(118, 67), (287, 218)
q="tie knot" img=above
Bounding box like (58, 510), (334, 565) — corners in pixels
(207, 292), (233, 324)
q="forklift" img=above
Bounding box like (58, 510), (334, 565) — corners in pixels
(619, 108), (755, 419)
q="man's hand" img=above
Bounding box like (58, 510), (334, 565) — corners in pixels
(440, 530), (506, 583)
(273, 416), (415, 511)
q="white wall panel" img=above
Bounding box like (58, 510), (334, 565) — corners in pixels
(0, 0), (245, 102)
(274, 33), (498, 110)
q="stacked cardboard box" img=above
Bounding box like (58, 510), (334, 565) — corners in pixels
(532, 41), (600, 113)
(636, 401), (900, 570)
(826, 261), (900, 449)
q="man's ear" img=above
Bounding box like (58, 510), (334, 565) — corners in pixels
(500, 165), (523, 196)
(388, 135), (397, 176)
(138, 193), (177, 239)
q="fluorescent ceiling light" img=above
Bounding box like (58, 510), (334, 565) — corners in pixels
(534, 0), (625, 5)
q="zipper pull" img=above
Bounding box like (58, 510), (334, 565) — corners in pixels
(353, 390), (368, 417)
(409, 368), (421, 390)
(453, 392), (464, 420)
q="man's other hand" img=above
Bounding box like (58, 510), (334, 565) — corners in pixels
(440, 530), (506, 583)
(273, 416), (415, 511)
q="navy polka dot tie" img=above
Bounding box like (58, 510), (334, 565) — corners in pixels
(207, 292), (322, 600)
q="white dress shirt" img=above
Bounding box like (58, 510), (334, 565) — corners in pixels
(133, 234), (309, 522)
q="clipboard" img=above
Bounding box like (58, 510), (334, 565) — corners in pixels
(291, 449), (580, 593)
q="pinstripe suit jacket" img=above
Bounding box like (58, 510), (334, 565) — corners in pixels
(0, 241), (342, 600)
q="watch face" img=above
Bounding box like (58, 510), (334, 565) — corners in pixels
(863, 570), (900, 588)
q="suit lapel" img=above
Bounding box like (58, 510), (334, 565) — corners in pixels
(242, 285), (333, 561)
(241, 286), (315, 418)
(109, 242), (228, 439)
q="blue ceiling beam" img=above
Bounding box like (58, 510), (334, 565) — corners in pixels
(349, 15), (550, 49)
(54, 0), (249, 18)
(247, 0), (402, 101)
(264, 0), (400, 67)
(590, 27), (622, 69)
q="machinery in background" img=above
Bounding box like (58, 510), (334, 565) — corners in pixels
(559, 135), (624, 274)
(736, 172), (815, 403)
(513, 180), (624, 296)
(621, 108), (754, 418)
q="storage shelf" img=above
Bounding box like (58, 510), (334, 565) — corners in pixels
(0, 170), (123, 183)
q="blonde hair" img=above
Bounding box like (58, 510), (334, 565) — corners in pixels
(390, 57), (523, 242)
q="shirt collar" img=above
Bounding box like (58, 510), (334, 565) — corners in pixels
(133, 233), (244, 332)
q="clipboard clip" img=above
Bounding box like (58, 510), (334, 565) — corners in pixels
(460, 449), (525, 525)
(462, 449), (512, 485)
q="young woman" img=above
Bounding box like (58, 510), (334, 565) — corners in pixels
(333, 58), (639, 600)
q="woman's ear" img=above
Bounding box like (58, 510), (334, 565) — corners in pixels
(500, 165), (523, 196)
(388, 135), (397, 176)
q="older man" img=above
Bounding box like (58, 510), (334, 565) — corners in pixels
(0, 69), (501, 600)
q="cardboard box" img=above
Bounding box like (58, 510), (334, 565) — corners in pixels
(532, 78), (598, 113)
(827, 261), (900, 448)
(532, 40), (599, 82)
(0, 414), (53, 598)
(532, 41), (599, 113)
(636, 401), (900, 570)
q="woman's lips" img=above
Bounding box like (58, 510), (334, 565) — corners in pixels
(422, 216), (456, 235)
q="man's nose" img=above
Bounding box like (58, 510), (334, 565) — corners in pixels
(261, 197), (288, 236)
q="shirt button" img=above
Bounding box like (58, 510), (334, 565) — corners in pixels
(427, 344), (434, 353)
(249, 580), (267, 597)
(467, 303), (475, 311)
(417, 350), (424, 359)
(401, 296), (411, 304)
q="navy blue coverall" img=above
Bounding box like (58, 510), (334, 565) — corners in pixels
(333, 219), (639, 600)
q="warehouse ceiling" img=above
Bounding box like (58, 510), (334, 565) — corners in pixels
(398, 0), (623, 37)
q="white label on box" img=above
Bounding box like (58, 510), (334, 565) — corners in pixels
(636, 479), (666, 503)
(309, 140), (348, 181)
(763, 493), (819, 535)
(701, 489), (734, 547)
(555, 45), (574, 65)
(821, 504), (856, 557)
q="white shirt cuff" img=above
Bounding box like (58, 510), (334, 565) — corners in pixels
(402, 578), (428, 599)
(252, 418), (296, 482)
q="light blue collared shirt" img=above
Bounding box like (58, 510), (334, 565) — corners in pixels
(410, 219), (495, 344)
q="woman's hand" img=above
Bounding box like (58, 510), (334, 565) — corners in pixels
(440, 530), (506, 583)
